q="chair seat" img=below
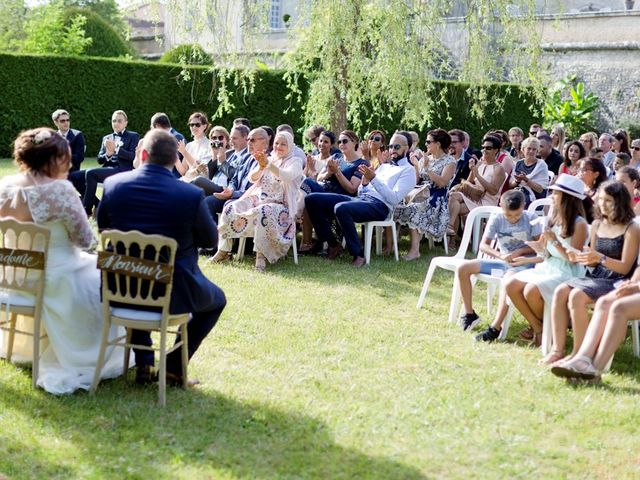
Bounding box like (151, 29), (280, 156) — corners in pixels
(0, 289), (36, 308)
(110, 307), (191, 326)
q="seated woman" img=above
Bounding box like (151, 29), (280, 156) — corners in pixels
(551, 124), (566, 153)
(361, 130), (387, 170)
(577, 157), (606, 200)
(303, 130), (337, 182)
(299, 130), (369, 253)
(560, 141), (586, 176)
(504, 174), (589, 346)
(394, 128), (456, 261)
(544, 181), (639, 365)
(612, 129), (631, 157)
(447, 135), (506, 237)
(551, 270), (640, 381)
(579, 132), (599, 154)
(188, 126), (235, 195)
(216, 131), (303, 271)
(176, 112), (211, 176)
(616, 166), (640, 215)
(509, 137), (549, 207)
(454, 190), (542, 336)
(0, 128), (125, 394)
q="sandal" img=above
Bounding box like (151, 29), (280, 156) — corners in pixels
(518, 326), (534, 341)
(551, 355), (599, 380)
(299, 242), (315, 253)
(446, 225), (456, 236)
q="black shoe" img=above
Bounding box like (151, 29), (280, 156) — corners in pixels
(461, 311), (480, 331)
(198, 248), (217, 257)
(135, 365), (158, 385)
(475, 326), (501, 342)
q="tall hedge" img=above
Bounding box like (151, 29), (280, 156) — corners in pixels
(0, 52), (539, 158)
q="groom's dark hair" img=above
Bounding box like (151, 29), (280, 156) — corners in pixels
(143, 129), (178, 167)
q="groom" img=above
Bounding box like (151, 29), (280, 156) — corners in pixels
(97, 128), (226, 386)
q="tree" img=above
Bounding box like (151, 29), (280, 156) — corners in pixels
(21, 0), (92, 56)
(161, 0), (547, 133)
(62, 0), (128, 37)
(0, 0), (28, 51)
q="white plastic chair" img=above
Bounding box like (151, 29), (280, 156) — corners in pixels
(236, 224), (298, 265)
(362, 210), (398, 264)
(416, 206), (501, 324)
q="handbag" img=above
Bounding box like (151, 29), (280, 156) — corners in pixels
(404, 183), (430, 204)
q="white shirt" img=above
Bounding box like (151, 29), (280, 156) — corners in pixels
(357, 158), (417, 210)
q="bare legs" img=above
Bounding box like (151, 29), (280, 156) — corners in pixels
(403, 229), (422, 260)
(457, 261), (481, 315)
(505, 278), (544, 335)
(300, 208), (314, 250)
(447, 192), (469, 234)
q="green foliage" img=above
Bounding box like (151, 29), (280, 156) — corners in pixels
(159, 44), (213, 66)
(62, 0), (128, 37)
(543, 75), (600, 139)
(63, 7), (134, 58)
(0, 0), (27, 51)
(21, 1), (92, 56)
(0, 53), (538, 158)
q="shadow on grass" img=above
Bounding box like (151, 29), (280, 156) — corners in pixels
(0, 374), (426, 479)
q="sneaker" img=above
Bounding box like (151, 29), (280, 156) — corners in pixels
(475, 326), (501, 342)
(461, 311), (480, 331)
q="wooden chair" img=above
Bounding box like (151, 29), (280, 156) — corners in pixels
(90, 230), (190, 407)
(0, 219), (50, 388)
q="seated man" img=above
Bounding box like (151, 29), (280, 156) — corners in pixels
(97, 128), (226, 386)
(52, 109), (85, 173)
(83, 110), (139, 215)
(306, 131), (416, 267)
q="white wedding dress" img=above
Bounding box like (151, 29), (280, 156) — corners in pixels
(0, 178), (127, 395)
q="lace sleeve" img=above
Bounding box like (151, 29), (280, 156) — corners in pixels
(27, 181), (96, 249)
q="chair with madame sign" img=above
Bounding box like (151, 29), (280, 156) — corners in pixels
(0, 218), (50, 388)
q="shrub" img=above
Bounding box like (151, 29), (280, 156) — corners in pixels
(0, 53), (538, 158)
(63, 7), (134, 58)
(159, 44), (212, 66)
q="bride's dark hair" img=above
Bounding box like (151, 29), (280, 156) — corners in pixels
(13, 127), (70, 177)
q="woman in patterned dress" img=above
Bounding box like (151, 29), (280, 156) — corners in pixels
(217, 131), (303, 272)
(394, 128), (456, 261)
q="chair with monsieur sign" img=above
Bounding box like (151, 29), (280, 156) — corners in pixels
(90, 229), (190, 407)
(0, 219), (50, 388)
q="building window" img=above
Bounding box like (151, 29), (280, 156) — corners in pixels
(269, 0), (282, 29)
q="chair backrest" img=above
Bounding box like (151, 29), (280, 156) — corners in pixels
(454, 206), (502, 259)
(0, 218), (50, 299)
(98, 230), (178, 315)
(527, 197), (552, 217)
(548, 171), (555, 183)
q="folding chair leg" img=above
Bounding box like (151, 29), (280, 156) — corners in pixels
(181, 323), (189, 388)
(391, 224), (399, 261)
(631, 320), (640, 357)
(6, 312), (17, 362)
(292, 237), (298, 265)
(375, 226), (383, 255)
(32, 314), (41, 389)
(364, 224), (374, 265)
(236, 237), (246, 261)
(90, 314), (112, 394)
(448, 276), (462, 325)
(443, 235), (448, 255)
(123, 327), (132, 376)
(417, 263), (437, 309)
(158, 327), (167, 408)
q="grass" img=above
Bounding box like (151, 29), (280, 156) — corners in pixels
(1, 158), (640, 478)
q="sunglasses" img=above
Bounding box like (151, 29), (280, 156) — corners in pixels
(370, 136), (382, 142)
(189, 122), (202, 128)
(388, 144), (403, 151)
(633, 146), (640, 151)
(308, 137), (317, 142)
(481, 146), (496, 151)
(529, 131), (537, 135)
(210, 135), (225, 141)
(337, 138), (350, 145)
(58, 118), (70, 123)
(425, 140), (436, 145)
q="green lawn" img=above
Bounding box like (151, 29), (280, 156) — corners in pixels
(1, 158), (639, 478)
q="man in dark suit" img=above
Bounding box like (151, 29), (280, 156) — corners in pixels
(52, 109), (85, 172)
(83, 110), (140, 215)
(97, 128), (226, 385)
(538, 134), (563, 176)
(448, 129), (472, 187)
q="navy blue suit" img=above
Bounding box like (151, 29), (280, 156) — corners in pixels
(62, 128), (85, 172)
(451, 150), (472, 187)
(97, 163), (226, 374)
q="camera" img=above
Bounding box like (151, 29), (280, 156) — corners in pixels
(211, 141), (223, 149)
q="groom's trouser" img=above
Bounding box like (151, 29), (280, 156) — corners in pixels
(131, 283), (227, 376)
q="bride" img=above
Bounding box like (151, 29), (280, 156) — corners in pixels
(0, 127), (126, 394)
